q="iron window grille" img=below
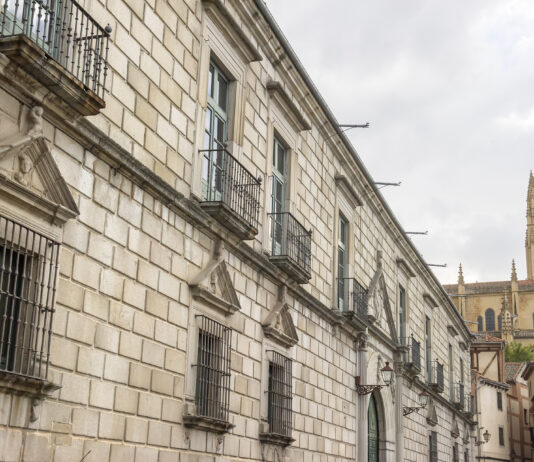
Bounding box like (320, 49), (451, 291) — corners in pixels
(266, 350), (292, 439)
(199, 148), (261, 231)
(400, 336), (421, 372)
(429, 431), (438, 462)
(453, 443), (459, 462)
(337, 277), (368, 318)
(0, 0), (111, 100)
(269, 212), (312, 277)
(464, 450), (469, 462)
(0, 214), (60, 379)
(193, 315), (232, 423)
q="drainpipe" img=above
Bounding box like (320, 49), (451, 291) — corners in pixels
(356, 334), (369, 462)
(394, 355), (404, 462)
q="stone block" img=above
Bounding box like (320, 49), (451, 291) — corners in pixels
(62, 220), (89, 253)
(138, 392), (162, 419)
(109, 444), (135, 462)
(158, 272), (181, 300)
(142, 340), (165, 367)
(135, 95), (158, 131)
(66, 312), (96, 345)
(118, 195), (142, 227)
(60, 373), (89, 405)
(146, 291), (168, 320)
(94, 177), (119, 212)
(128, 62), (149, 98)
(99, 412), (125, 440)
(164, 348), (185, 375)
(128, 227), (150, 259)
(82, 440), (111, 462)
(72, 254), (100, 290)
(78, 197), (107, 234)
(77, 346), (105, 377)
(154, 319), (177, 347)
(104, 354), (130, 384)
(158, 450), (180, 462)
(89, 380), (115, 410)
(83, 290), (109, 321)
(138, 260), (159, 289)
(161, 398), (181, 423)
(133, 311), (155, 338)
(113, 247), (138, 279)
(88, 233), (115, 267)
(119, 331), (142, 360)
(147, 420), (171, 447)
(22, 433), (50, 462)
(109, 302), (134, 330)
(168, 301), (188, 328)
(72, 407), (99, 437)
(95, 324), (120, 353)
(50, 335), (78, 370)
(156, 114), (178, 148)
(114, 386), (139, 414)
(123, 279), (147, 310)
(125, 417), (148, 443)
(151, 369), (174, 395)
(104, 214), (129, 247)
(135, 447), (159, 462)
(123, 111), (146, 145)
(129, 363), (151, 390)
(150, 241), (171, 271)
(52, 439), (84, 462)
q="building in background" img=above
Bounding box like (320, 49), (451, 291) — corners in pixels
(445, 173), (534, 344)
(506, 362), (531, 461)
(521, 362), (534, 460)
(0, 1), (474, 461)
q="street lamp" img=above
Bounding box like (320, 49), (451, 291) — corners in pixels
(483, 429), (491, 443)
(475, 428), (491, 446)
(355, 362), (394, 395)
(403, 390), (430, 416)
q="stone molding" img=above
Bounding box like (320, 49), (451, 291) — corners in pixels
(334, 174), (364, 209)
(182, 403), (235, 434)
(262, 286), (299, 348)
(266, 81), (311, 132)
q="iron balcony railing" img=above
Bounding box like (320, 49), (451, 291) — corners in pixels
(0, 0), (111, 99)
(400, 336), (421, 372)
(200, 148), (261, 232)
(0, 214), (60, 380)
(269, 212), (311, 276)
(466, 393), (474, 416)
(428, 361), (444, 392)
(453, 383), (465, 410)
(337, 277), (368, 319)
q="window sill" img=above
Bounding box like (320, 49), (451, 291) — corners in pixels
(183, 405), (234, 434)
(259, 432), (295, 447)
(0, 371), (60, 397)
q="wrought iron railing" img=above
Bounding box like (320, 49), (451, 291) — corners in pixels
(453, 383), (465, 410)
(428, 361), (444, 392)
(200, 148), (261, 231)
(193, 315), (232, 422)
(266, 350), (292, 438)
(400, 336), (421, 371)
(0, 214), (60, 380)
(0, 0), (111, 99)
(269, 212), (311, 276)
(337, 277), (368, 319)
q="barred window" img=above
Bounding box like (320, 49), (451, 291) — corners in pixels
(464, 450), (469, 462)
(498, 426), (504, 446)
(497, 391), (502, 410)
(429, 431), (438, 462)
(194, 315), (231, 422)
(267, 350), (292, 437)
(452, 443), (458, 462)
(0, 215), (60, 379)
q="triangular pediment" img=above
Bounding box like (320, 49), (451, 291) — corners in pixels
(367, 251), (398, 343)
(426, 401), (438, 427)
(451, 419), (460, 438)
(189, 241), (241, 315)
(262, 286), (298, 348)
(0, 136), (78, 223)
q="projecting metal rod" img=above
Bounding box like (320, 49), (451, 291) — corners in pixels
(406, 231), (428, 235)
(375, 182), (401, 187)
(339, 123), (370, 128)
(428, 263), (447, 268)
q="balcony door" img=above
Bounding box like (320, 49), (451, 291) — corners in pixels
(271, 138), (287, 255)
(368, 394), (379, 462)
(202, 63), (228, 202)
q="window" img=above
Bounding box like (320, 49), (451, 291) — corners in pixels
(0, 215), (60, 379)
(429, 431), (438, 462)
(449, 343), (454, 399)
(399, 285), (406, 341)
(524, 408), (528, 425)
(194, 315), (232, 422)
(425, 316), (432, 382)
(477, 316), (483, 332)
(497, 314), (502, 331)
(497, 391), (502, 411)
(271, 137), (288, 255)
(337, 214), (348, 311)
(464, 450), (469, 462)
(452, 443), (458, 462)
(498, 426), (504, 446)
(485, 308), (495, 331)
(266, 351), (292, 438)
(202, 62), (229, 201)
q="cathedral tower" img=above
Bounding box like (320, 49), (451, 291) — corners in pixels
(527, 172), (534, 279)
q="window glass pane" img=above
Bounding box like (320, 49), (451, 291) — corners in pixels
(276, 144), (286, 175)
(218, 73), (228, 111)
(208, 64), (214, 98)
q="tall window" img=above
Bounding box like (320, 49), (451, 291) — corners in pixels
(449, 344), (454, 399)
(485, 308), (495, 331)
(464, 450), (469, 462)
(429, 431), (438, 462)
(0, 215), (60, 379)
(337, 214), (348, 310)
(194, 316), (232, 422)
(498, 426), (504, 446)
(452, 443), (458, 462)
(399, 285), (406, 341)
(425, 317), (432, 382)
(271, 137), (287, 255)
(477, 316), (483, 332)
(202, 62), (229, 201)
(497, 391), (502, 411)
(497, 314), (502, 331)
(266, 351), (292, 438)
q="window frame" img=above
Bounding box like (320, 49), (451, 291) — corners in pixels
(485, 308), (495, 331)
(429, 431), (438, 462)
(498, 426), (504, 446)
(497, 391), (503, 411)
(266, 350), (292, 438)
(425, 316), (432, 382)
(337, 213), (349, 311)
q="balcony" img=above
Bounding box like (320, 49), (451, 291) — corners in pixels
(268, 212), (311, 283)
(452, 383), (465, 410)
(400, 336), (421, 375)
(428, 361), (444, 393)
(0, 0), (110, 115)
(200, 149), (261, 240)
(337, 277), (368, 322)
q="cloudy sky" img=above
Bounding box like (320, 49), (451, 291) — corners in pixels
(266, 0), (534, 284)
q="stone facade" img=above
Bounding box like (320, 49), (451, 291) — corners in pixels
(445, 174), (534, 345)
(0, 1), (473, 462)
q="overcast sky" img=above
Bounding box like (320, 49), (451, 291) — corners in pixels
(266, 0), (534, 284)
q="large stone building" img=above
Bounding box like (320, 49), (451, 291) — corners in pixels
(445, 174), (534, 344)
(0, 1), (474, 461)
